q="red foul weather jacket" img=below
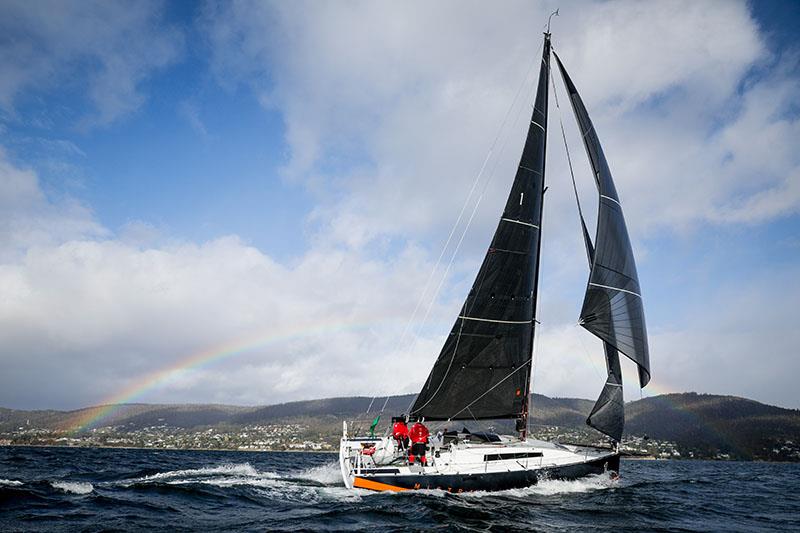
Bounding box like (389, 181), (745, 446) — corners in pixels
(409, 423), (429, 444)
(392, 422), (409, 439)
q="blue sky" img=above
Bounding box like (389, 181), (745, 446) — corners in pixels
(1, 0), (798, 410)
(3, 4), (305, 257)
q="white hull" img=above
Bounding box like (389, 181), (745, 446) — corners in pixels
(339, 424), (618, 492)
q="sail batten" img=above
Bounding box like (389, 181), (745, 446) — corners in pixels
(553, 52), (651, 388)
(410, 35), (552, 421)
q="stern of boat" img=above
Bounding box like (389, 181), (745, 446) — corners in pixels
(339, 422), (355, 489)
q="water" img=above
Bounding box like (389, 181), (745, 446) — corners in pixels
(1, 446), (798, 531)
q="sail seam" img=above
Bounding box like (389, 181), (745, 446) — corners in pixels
(518, 165), (542, 175)
(531, 120), (545, 131)
(501, 217), (539, 229)
(600, 194), (622, 207)
(458, 315), (532, 325)
(588, 282), (641, 298)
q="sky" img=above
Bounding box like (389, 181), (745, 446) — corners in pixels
(1, 0), (799, 411)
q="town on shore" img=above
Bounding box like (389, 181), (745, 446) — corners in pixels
(5, 421), (795, 461)
(2, 391), (799, 462)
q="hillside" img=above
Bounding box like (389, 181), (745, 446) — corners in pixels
(626, 393), (800, 460)
(2, 392), (798, 461)
(0, 393), (590, 432)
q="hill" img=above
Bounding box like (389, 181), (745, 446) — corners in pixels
(626, 393), (800, 460)
(2, 392), (798, 461)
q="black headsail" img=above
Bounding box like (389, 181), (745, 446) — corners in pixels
(410, 34), (551, 422)
(554, 52), (650, 440)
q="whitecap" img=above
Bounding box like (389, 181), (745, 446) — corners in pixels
(460, 474), (614, 498)
(295, 462), (341, 485)
(144, 463), (261, 480)
(0, 478), (23, 486)
(51, 481), (93, 495)
(528, 473), (614, 495)
(121, 463), (273, 486)
(167, 476), (283, 488)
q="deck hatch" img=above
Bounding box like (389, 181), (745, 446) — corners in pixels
(358, 468), (401, 474)
(483, 451), (543, 461)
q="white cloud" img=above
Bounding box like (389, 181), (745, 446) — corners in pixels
(196, 0), (800, 408)
(0, 150), (450, 409)
(0, 149), (106, 261)
(1, 1), (798, 412)
(648, 274), (800, 409)
(202, 0), (799, 247)
(0, 0), (182, 127)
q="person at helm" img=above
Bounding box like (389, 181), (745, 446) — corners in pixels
(391, 416), (409, 451)
(408, 418), (430, 466)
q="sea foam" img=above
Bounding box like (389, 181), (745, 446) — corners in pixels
(51, 481), (94, 495)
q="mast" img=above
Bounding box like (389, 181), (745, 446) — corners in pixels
(520, 31), (551, 440)
(410, 32), (551, 424)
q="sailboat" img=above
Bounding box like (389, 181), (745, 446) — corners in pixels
(339, 24), (650, 493)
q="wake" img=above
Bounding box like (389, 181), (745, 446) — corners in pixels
(114, 461), (361, 501)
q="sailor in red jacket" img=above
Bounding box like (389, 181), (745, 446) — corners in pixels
(391, 416), (409, 451)
(408, 419), (430, 466)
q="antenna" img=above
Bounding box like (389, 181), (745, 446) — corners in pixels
(547, 9), (559, 34)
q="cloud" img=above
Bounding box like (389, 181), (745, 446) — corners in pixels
(178, 101), (209, 137)
(649, 273), (800, 409)
(196, 0), (800, 407)
(201, 0), (800, 248)
(0, 149), (105, 261)
(0, 150), (448, 409)
(0, 0), (182, 128)
(1, 1), (798, 412)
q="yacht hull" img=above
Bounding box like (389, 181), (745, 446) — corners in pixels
(339, 432), (619, 493)
(352, 454), (618, 492)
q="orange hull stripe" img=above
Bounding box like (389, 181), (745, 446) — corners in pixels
(353, 477), (408, 492)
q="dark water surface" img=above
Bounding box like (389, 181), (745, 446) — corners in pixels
(1, 446), (798, 531)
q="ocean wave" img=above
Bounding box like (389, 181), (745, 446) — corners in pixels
(121, 463), (272, 485)
(459, 473), (614, 498)
(294, 462), (341, 485)
(116, 461), (366, 503)
(167, 476), (282, 488)
(526, 473), (615, 495)
(0, 478), (24, 486)
(51, 481), (94, 495)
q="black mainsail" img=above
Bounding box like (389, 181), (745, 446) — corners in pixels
(410, 34), (552, 422)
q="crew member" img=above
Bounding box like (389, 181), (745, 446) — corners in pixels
(408, 418), (430, 466)
(392, 416), (409, 451)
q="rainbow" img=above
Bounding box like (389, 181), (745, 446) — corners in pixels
(63, 322), (735, 453)
(62, 316), (404, 434)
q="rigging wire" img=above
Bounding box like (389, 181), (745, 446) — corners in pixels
(550, 45), (589, 245)
(355, 40), (545, 431)
(448, 360), (533, 419)
(407, 54), (542, 417)
(549, 44), (606, 385)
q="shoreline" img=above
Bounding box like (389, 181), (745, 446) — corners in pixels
(0, 443), (338, 454)
(4, 443), (795, 463)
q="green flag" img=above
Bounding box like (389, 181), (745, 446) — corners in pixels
(369, 415), (381, 437)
